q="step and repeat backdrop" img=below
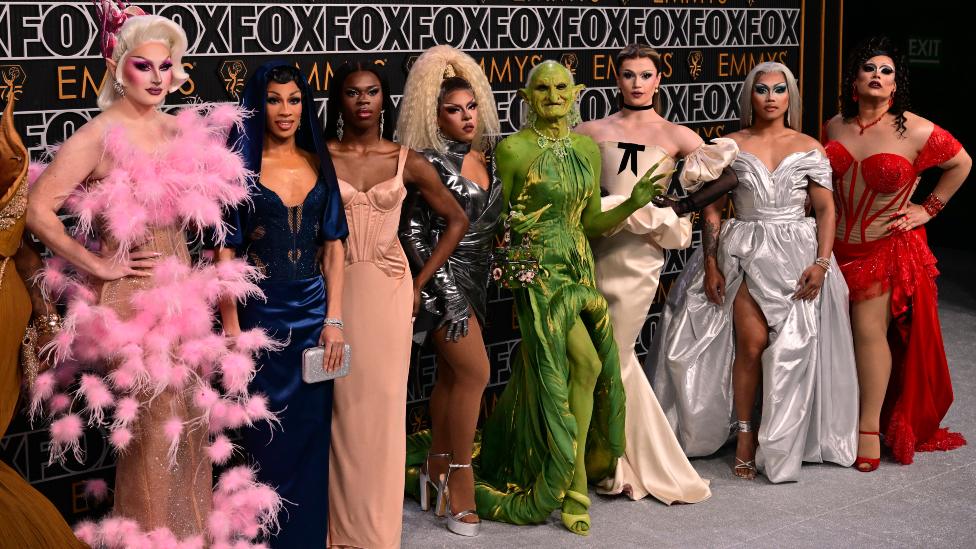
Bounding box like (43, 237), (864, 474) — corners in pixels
(1, 0), (824, 521)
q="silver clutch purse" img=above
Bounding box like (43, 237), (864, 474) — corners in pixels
(302, 344), (351, 383)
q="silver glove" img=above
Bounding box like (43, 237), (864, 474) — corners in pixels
(443, 292), (470, 342)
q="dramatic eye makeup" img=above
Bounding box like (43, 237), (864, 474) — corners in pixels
(447, 102), (476, 114)
(130, 58), (173, 72)
(620, 70), (655, 80)
(754, 83), (787, 95)
(266, 92), (300, 104)
(862, 63), (895, 75)
(344, 86), (380, 98)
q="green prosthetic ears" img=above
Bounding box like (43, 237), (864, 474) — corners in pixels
(520, 61), (585, 125)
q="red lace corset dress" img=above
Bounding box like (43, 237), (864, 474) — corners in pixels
(823, 124), (965, 464)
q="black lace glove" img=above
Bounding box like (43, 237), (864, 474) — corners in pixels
(653, 166), (739, 216)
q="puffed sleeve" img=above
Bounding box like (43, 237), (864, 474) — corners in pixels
(678, 137), (739, 192)
(600, 195), (693, 250)
(915, 125), (963, 173)
(805, 151), (834, 191)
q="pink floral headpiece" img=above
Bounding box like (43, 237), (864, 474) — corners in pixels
(94, 1), (147, 59)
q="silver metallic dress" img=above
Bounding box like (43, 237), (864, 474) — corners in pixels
(647, 149), (858, 483)
(400, 140), (503, 331)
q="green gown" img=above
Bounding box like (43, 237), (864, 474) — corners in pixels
(474, 139), (625, 524)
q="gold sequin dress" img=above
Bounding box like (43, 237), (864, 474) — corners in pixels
(0, 98), (87, 548)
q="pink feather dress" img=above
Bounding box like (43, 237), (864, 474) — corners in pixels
(30, 105), (283, 548)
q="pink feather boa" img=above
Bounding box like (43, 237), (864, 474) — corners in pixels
(63, 103), (251, 256)
(31, 104), (283, 547)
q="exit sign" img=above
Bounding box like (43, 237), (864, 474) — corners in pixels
(908, 37), (942, 66)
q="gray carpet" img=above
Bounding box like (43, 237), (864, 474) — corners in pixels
(400, 247), (976, 548)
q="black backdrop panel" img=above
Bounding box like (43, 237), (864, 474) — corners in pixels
(0, 0), (825, 522)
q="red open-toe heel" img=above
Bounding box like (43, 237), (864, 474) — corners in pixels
(854, 430), (881, 472)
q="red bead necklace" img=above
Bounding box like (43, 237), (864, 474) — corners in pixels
(855, 111), (888, 135)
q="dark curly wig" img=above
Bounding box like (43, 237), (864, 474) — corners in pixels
(324, 61), (397, 142)
(840, 36), (911, 136)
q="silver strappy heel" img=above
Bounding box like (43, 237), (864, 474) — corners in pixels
(418, 452), (451, 513)
(439, 462), (480, 537)
(733, 420), (757, 479)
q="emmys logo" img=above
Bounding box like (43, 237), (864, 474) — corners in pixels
(220, 61), (247, 100)
(687, 51), (704, 80)
(560, 53), (579, 76)
(0, 65), (27, 101)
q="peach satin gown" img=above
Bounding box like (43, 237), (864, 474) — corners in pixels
(329, 147), (412, 549)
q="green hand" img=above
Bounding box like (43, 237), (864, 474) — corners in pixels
(629, 160), (674, 207)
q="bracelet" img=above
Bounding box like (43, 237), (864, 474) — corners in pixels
(20, 325), (40, 390)
(34, 312), (63, 336)
(814, 257), (831, 272)
(921, 194), (945, 217)
(323, 318), (344, 330)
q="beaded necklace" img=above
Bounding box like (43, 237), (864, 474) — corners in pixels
(530, 123), (572, 159)
(855, 110), (888, 135)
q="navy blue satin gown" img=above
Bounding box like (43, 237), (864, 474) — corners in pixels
(226, 176), (347, 547)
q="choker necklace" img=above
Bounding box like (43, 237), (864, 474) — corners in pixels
(530, 124), (572, 159)
(855, 110), (888, 135)
(621, 103), (655, 111)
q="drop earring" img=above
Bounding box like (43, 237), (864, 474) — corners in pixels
(337, 115), (344, 141)
(379, 110), (385, 138)
(113, 80), (125, 97)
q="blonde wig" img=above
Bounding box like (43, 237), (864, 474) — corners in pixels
(396, 45), (499, 153)
(97, 14), (189, 111)
(739, 61), (802, 130)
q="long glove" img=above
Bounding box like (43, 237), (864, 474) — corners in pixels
(442, 291), (470, 342)
(653, 166), (739, 216)
(400, 191), (466, 337)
